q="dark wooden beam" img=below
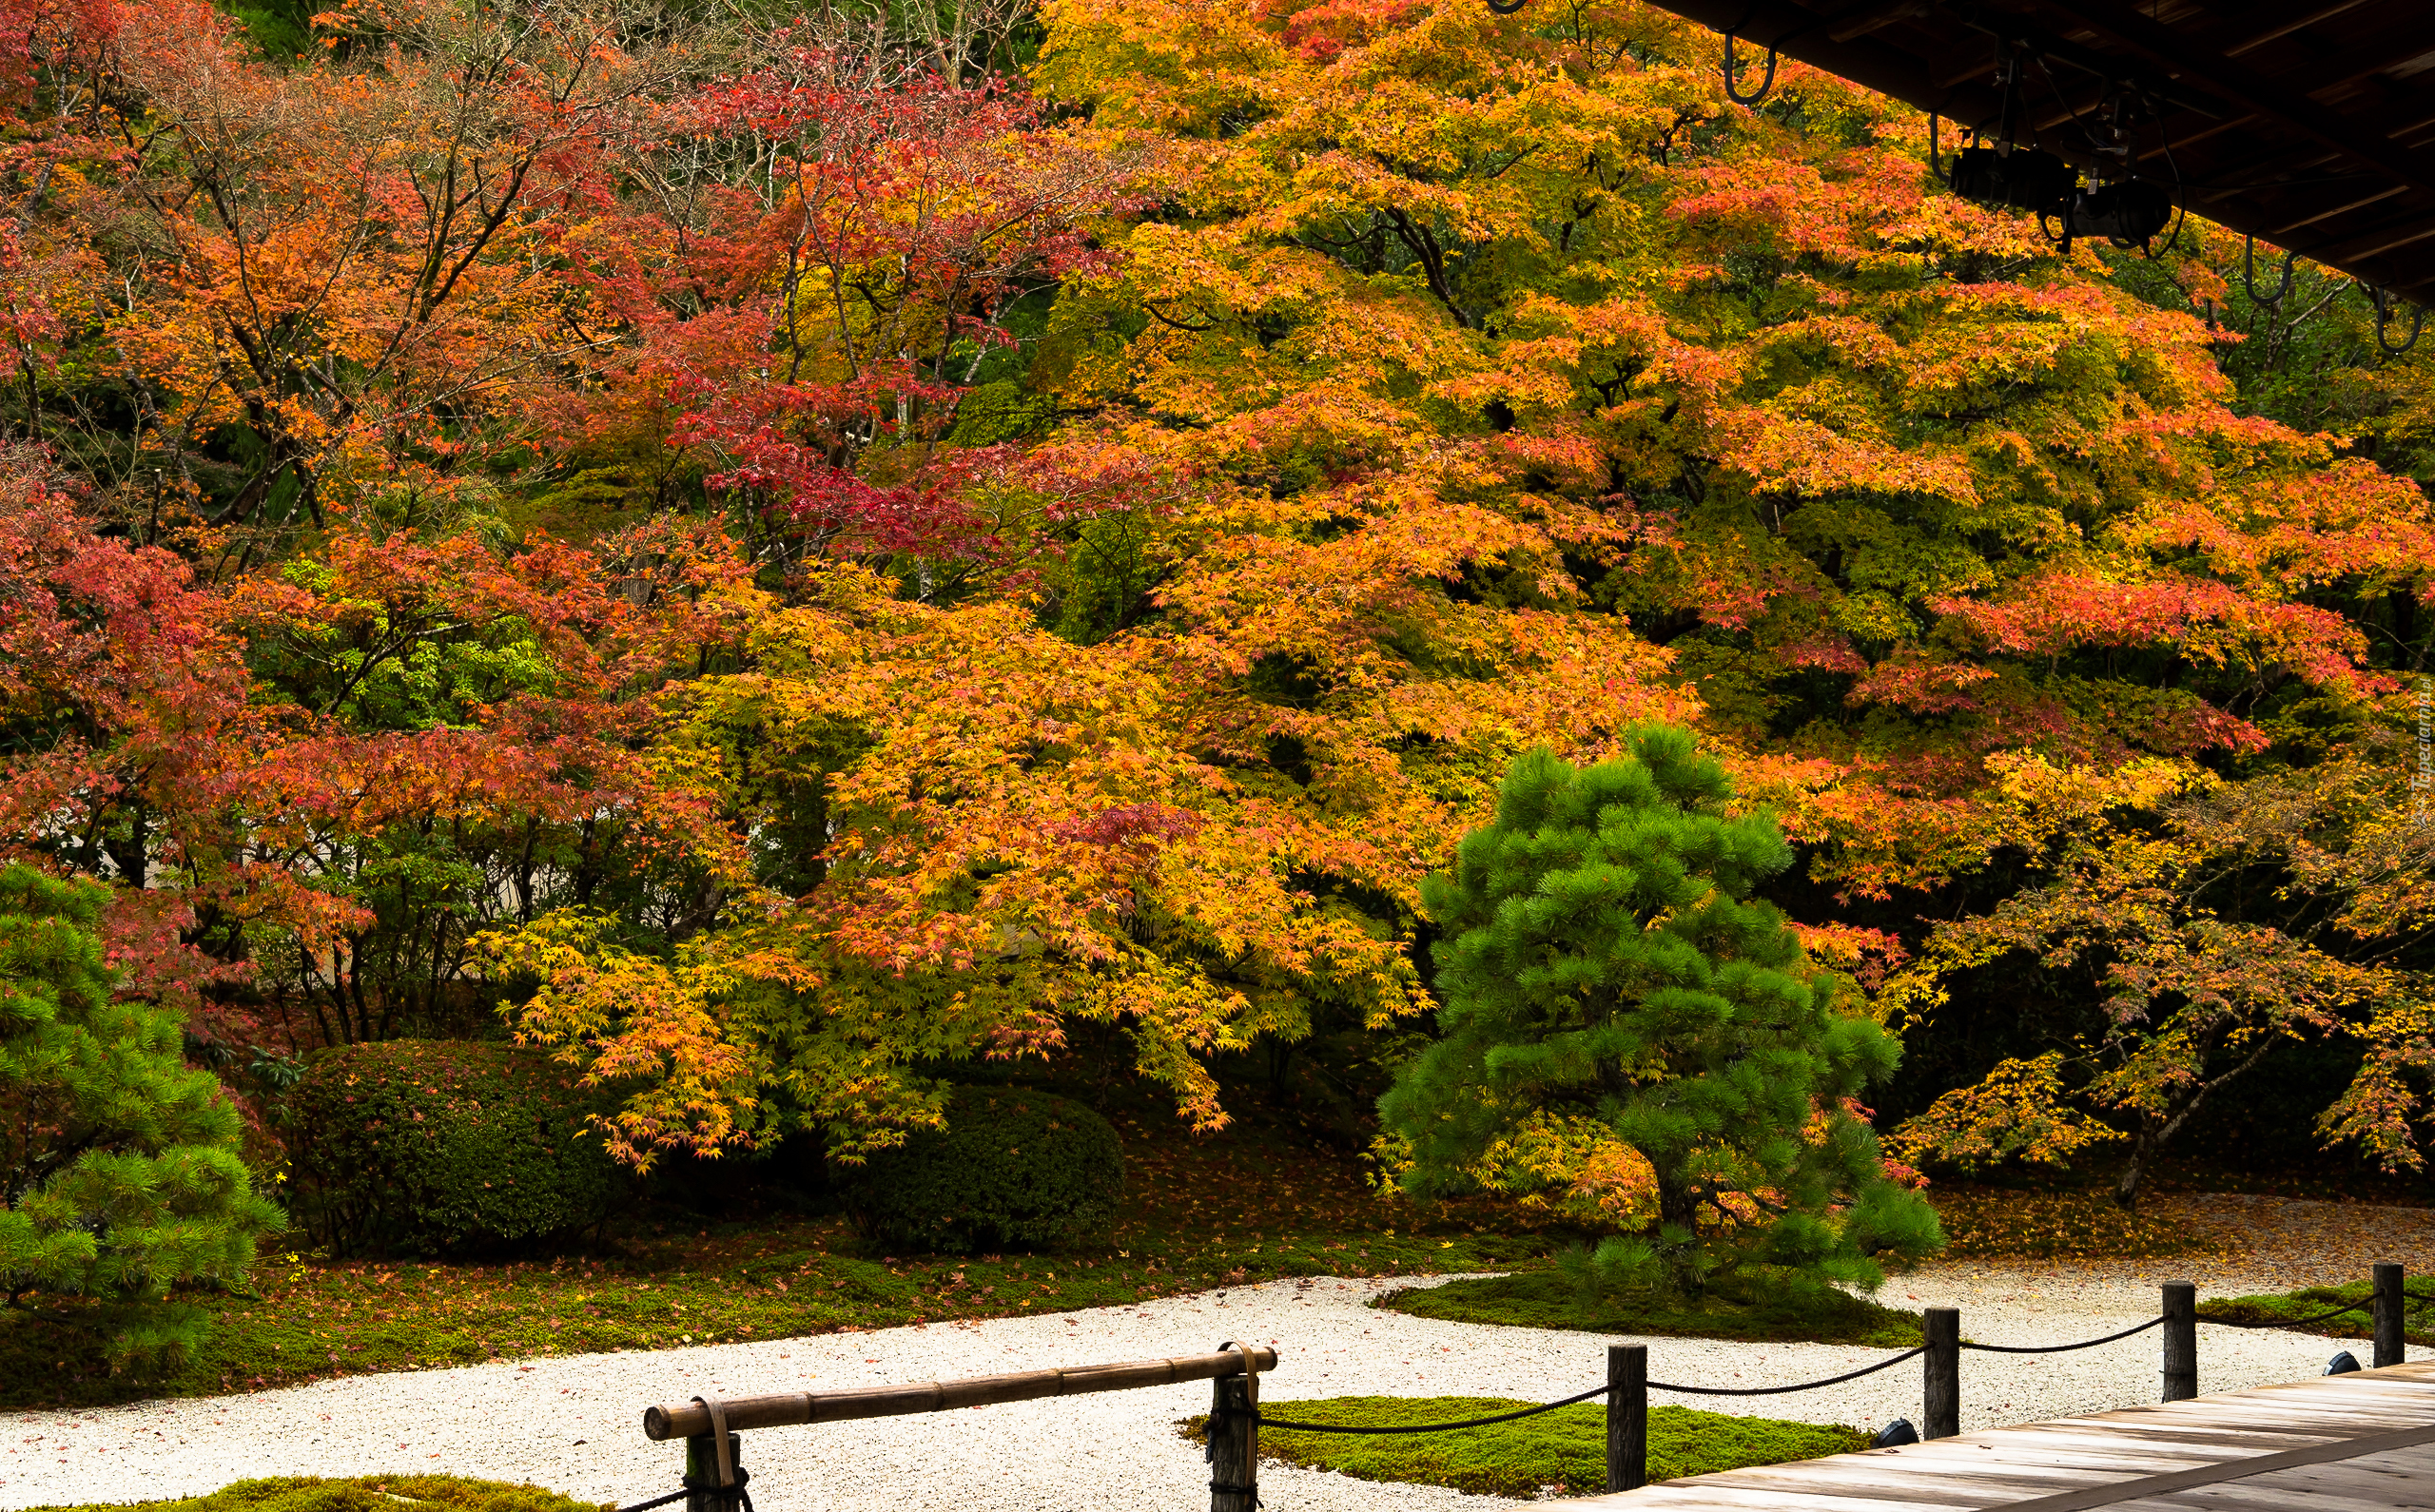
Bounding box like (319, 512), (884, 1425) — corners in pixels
(2025, 0), (2435, 196)
(2251, 14), (2435, 103)
(2270, 182), (2412, 235)
(2216, 0), (2376, 59)
(2286, 194), (2435, 265)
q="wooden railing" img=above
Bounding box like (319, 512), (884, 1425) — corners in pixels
(640, 1344), (1276, 1512)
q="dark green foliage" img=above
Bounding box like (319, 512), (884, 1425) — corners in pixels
(24, 1477), (608, 1512)
(0, 864), (282, 1367)
(287, 1040), (622, 1256)
(217, 0), (314, 61)
(1189, 1396), (1869, 1497)
(1379, 727), (1943, 1295)
(842, 1085), (1123, 1253)
(1377, 1267), (1922, 1347)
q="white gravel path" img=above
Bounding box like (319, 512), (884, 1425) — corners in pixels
(1, 1268), (2414, 1510)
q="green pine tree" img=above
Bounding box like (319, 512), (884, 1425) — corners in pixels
(0, 864), (283, 1366)
(1380, 727), (1942, 1297)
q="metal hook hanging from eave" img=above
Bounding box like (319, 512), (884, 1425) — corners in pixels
(2369, 285), (2425, 358)
(2242, 235), (2293, 307)
(1724, 29), (1778, 106)
(1923, 114), (1982, 185)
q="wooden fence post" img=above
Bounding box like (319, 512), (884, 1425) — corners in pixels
(2162, 1282), (2197, 1403)
(1606, 1344), (1646, 1493)
(1208, 1363), (1258, 1512)
(2375, 1263), (2406, 1369)
(1924, 1308), (1959, 1440)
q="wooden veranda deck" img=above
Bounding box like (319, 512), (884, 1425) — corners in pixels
(1546, 1361), (2435, 1511)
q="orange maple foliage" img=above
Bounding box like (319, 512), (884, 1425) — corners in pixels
(0, 0), (2425, 1182)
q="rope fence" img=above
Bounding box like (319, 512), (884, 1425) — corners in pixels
(621, 1262), (2416, 1512)
(1958, 1313), (2166, 1353)
(1253, 1382), (1610, 1435)
(1646, 1344), (1927, 1395)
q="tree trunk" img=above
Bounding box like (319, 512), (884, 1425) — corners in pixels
(1655, 1175), (1702, 1294)
(2113, 1122), (2164, 1211)
(2112, 1037), (2281, 1210)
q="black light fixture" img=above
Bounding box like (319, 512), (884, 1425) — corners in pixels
(2062, 179), (2175, 245)
(2326, 1350), (2363, 1375)
(1948, 145), (2076, 212)
(1934, 49), (2182, 257)
(1939, 47), (2078, 223)
(1873, 1419), (1920, 1446)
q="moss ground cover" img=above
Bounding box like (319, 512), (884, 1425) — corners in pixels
(22, 1478), (606, 1512)
(0, 1110), (1550, 1408)
(1, 1093), (2318, 1413)
(1375, 1268), (1923, 1347)
(2197, 1276), (2435, 1344)
(1188, 1396), (1868, 1498)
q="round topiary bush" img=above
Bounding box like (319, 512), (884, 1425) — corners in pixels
(287, 1040), (623, 1256)
(844, 1086), (1124, 1253)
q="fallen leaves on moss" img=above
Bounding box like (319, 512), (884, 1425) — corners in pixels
(1184, 1397), (1868, 1498)
(1928, 1187), (2213, 1260)
(2197, 1275), (2435, 1345)
(21, 1476), (608, 1512)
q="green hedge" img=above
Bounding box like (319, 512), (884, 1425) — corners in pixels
(288, 1040), (622, 1256)
(843, 1086), (1123, 1252)
(24, 1476), (607, 1512)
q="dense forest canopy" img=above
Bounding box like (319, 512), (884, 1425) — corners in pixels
(0, 0), (2428, 1201)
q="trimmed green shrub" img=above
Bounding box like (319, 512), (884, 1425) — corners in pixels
(0, 863), (283, 1367)
(287, 1040), (622, 1256)
(843, 1086), (1123, 1252)
(1380, 729), (1943, 1298)
(24, 1476), (609, 1512)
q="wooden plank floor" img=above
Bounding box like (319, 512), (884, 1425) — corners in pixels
(1540, 1362), (2435, 1511)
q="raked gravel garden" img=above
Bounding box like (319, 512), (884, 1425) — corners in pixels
(5, 1251), (2414, 1512)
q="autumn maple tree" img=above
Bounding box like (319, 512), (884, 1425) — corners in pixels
(1887, 734), (2435, 1208)
(0, 0), (2420, 1348)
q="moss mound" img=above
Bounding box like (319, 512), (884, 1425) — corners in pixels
(2198, 1275), (2435, 1344)
(1188, 1396), (1866, 1498)
(1378, 1267), (1922, 1347)
(23, 1476), (608, 1512)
